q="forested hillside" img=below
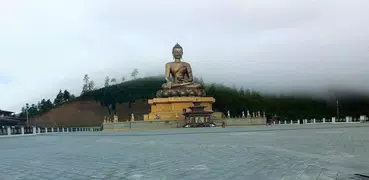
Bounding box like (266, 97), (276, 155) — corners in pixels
(20, 73), (369, 122)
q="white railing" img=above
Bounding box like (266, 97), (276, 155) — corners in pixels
(275, 115), (368, 125)
(0, 126), (101, 137)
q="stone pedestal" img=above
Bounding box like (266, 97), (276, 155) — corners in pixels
(144, 97), (216, 121)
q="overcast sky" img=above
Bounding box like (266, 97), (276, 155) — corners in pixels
(1, 0), (369, 112)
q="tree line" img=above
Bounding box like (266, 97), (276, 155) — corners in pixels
(78, 73), (335, 120)
(19, 89), (75, 118)
(19, 68), (140, 119)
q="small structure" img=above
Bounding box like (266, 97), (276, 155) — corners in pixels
(113, 115), (118, 123)
(0, 110), (26, 126)
(183, 102), (214, 127)
(0, 109), (13, 117)
(131, 113), (135, 122)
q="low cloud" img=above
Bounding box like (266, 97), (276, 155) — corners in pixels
(1, 0), (369, 112)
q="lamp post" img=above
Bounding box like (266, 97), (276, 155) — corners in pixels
(336, 100), (339, 121)
(26, 103), (29, 127)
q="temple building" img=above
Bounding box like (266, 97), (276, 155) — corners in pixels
(0, 109), (26, 126)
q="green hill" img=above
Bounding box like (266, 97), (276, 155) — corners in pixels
(21, 75), (368, 121)
(78, 76), (337, 119)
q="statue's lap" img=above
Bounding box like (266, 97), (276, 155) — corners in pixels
(156, 87), (206, 98)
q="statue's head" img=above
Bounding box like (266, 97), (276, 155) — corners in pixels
(172, 43), (183, 59)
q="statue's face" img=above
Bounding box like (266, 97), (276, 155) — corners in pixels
(172, 48), (183, 59)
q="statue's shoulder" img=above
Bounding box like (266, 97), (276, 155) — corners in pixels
(165, 62), (173, 66)
(181, 61), (191, 66)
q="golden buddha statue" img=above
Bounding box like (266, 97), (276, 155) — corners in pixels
(157, 43), (205, 98)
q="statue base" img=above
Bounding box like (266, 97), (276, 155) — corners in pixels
(143, 97), (216, 121)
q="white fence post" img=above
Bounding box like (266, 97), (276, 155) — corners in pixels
(360, 115), (366, 122)
(332, 117), (336, 123)
(7, 127), (11, 136)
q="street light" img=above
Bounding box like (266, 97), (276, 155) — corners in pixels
(26, 103), (29, 127)
(336, 100), (339, 121)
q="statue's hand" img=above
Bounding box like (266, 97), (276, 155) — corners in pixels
(177, 76), (186, 83)
(166, 81), (172, 88)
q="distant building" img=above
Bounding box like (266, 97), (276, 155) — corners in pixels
(0, 109), (26, 126)
(0, 109), (14, 117)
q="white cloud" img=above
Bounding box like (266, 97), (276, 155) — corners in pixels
(1, 0), (369, 112)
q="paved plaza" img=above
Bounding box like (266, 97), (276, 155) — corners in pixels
(1, 124), (369, 180)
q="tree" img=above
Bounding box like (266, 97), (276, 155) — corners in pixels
(199, 77), (204, 87)
(239, 87), (245, 95)
(38, 99), (46, 112)
(245, 89), (251, 96)
(121, 76), (126, 82)
(63, 90), (71, 102)
(44, 99), (53, 110)
(37, 102), (42, 112)
(87, 80), (95, 91)
(82, 74), (90, 94)
(28, 104), (38, 116)
(110, 78), (117, 85)
(69, 94), (76, 100)
(54, 90), (64, 106)
(104, 76), (110, 87)
(19, 106), (27, 118)
(206, 83), (216, 96)
(131, 68), (138, 80)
